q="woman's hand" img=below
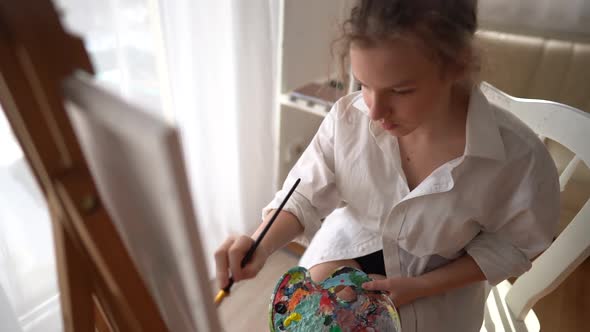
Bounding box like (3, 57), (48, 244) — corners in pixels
(214, 235), (270, 289)
(362, 276), (427, 307)
(362, 255), (487, 307)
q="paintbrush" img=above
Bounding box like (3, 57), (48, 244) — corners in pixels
(214, 178), (302, 306)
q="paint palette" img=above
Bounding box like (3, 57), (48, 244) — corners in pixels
(269, 266), (401, 332)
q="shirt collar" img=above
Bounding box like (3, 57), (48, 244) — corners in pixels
(464, 86), (506, 161)
(351, 85), (506, 161)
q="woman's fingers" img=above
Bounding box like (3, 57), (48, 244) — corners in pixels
(215, 234), (266, 289)
(241, 249), (265, 279)
(362, 278), (392, 292)
(228, 235), (255, 282)
(368, 273), (387, 281)
(214, 236), (235, 289)
(363, 276), (424, 307)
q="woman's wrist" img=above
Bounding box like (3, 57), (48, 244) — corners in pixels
(412, 274), (437, 299)
(250, 227), (273, 260)
(255, 238), (273, 260)
(410, 255), (487, 300)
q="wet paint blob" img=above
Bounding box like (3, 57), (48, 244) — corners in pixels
(268, 266), (401, 331)
(275, 302), (288, 315)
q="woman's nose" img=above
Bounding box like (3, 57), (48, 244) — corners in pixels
(368, 94), (390, 121)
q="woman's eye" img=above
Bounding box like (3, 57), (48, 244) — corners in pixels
(392, 88), (415, 95)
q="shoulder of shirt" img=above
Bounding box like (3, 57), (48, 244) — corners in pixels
(490, 102), (556, 174)
(328, 91), (367, 121)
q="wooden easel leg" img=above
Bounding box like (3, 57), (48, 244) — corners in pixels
(51, 216), (94, 332)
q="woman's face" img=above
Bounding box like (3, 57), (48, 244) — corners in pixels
(350, 38), (460, 137)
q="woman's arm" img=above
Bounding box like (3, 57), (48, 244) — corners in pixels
(216, 108), (340, 289)
(362, 254), (486, 307)
(252, 210), (304, 256)
(215, 210), (303, 288)
(414, 254), (486, 297)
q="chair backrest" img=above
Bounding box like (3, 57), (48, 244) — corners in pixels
(481, 82), (590, 320)
(0, 285), (23, 332)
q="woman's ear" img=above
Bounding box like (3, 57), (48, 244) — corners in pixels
(444, 47), (473, 85)
(455, 47), (477, 82)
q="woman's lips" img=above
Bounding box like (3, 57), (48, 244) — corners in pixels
(381, 121), (399, 130)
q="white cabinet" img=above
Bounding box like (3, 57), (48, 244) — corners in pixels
(274, 0), (354, 188)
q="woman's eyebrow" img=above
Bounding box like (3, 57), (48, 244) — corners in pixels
(389, 79), (416, 88)
(353, 75), (415, 88)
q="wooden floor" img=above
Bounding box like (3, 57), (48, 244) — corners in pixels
(533, 257), (590, 331)
(215, 248), (589, 331)
(216, 250), (299, 331)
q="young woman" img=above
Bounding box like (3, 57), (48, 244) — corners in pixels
(215, 1), (560, 330)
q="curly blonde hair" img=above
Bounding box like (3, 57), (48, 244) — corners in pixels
(334, 0), (481, 86)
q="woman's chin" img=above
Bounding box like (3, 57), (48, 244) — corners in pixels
(386, 126), (412, 137)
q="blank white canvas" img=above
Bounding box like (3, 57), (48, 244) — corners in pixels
(63, 72), (221, 332)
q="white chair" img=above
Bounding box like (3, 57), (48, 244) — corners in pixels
(479, 82), (590, 332)
(0, 284), (23, 332)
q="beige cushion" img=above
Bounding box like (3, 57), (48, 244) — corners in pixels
(476, 30), (590, 233)
(476, 30), (590, 112)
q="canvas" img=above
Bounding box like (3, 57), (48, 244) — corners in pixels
(63, 72), (222, 332)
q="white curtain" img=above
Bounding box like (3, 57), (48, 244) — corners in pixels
(59, 0), (278, 276)
(158, 0), (277, 276)
(0, 0), (276, 331)
(0, 114), (60, 332)
(55, 0), (168, 113)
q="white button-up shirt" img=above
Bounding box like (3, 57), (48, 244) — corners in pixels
(263, 85), (560, 332)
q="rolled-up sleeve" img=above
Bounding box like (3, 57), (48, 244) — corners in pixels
(466, 231), (532, 285)
(262, 109), (341, 243)
(466, 150), (560, 286)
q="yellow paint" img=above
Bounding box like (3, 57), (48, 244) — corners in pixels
(284, 312), (302, 327)
(289, 271), (305, 284)
(387, 305), (399, 319)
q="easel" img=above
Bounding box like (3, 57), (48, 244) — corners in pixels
(0, 1), (168, 331)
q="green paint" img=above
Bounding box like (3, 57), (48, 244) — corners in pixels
(349, 271), (370, 286)
(270, 266), (401, 331)
(289, 270), (305, 284)
(290, 293), (325, 332)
